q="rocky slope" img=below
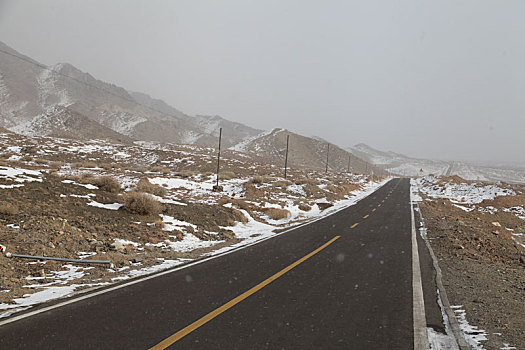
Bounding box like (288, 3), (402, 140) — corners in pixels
(0, 41), (262, 146)
(232, 128), (384, 175)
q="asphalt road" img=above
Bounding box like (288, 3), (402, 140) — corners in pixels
(0, 178), (439, 349)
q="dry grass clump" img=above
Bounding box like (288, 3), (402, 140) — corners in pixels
(73, 161), (97, 168)
(48, 161), (64, 168)
(174, 170), (196, 178)
(20, 155), (33, 162)
(154, 220), (166, 229)
(100, 162), (123, 170)
(150, 166), (170, 174)
(298, 203), (311, 212)
(263, 208), (291, 221)
(23, 146), (38, 154)
(135, 178), (167, 197)
(249, 175), (275, 184)
(250, 175), (264, 184)
(0, 203), (19, 215)
(82, 176), (121, 193)
(295, 178), (320, 186)
(303, 184), (324, 198)
(123, 192), (162, 216)
(273, 180), (291, 188)
(34, 158), (49, 165)
(220, 171), (236, 180)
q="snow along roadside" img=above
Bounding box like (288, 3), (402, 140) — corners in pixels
(0, 178), (391, 324)
(411, 178), (477, 350)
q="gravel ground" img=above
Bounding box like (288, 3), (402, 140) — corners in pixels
(420, 199), (524, 350)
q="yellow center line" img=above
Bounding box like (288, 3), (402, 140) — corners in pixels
(350, 222), (359, 228)
(363, 214), (369, 219)
(149, 235), (341, 350)
(372, 208), (376, 212)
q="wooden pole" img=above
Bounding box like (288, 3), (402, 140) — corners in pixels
(284, 134), (290, 179)
(216, 127), (222, 188)
(325, 143), (330, 173)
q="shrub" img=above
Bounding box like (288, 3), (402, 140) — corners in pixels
(90, 176), (121, 193)
(34, 158), (49, 165)
(123, 192), (162, 215)
(174, 170), (196, 178)
(0, 203), (19, 215)
(264, 208), (291, 220)
(295, 178), (320, 186)
(100, 162), (122, 170)
(48, 161), (64, 168)
(154, 220), (166, 229)
(150, 166), (170, 174)
(73, 161), (97, 168)
(273, 180), (291, 188)
(135, 178), (166, 197)
(298, 203), (311, 212)
(250, 175), (264, 184)
(220, 171), (236, 180)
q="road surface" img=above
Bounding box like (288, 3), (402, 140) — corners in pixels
(0, 178), (442, 349)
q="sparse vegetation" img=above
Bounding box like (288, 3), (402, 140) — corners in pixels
(73, 161), (97, 168)
(0, 202), (19, 215)
(150, 165), (170, 174)
(220, 171), (236, 180)
(298, 203), (311, 212)
(135, 178), (167, 197)
(263, 207), (291, 220)
(80, 176), (121, 193)
(123, 192), (162, 215)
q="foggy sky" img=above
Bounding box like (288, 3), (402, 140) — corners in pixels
(0, 0), (524, 164)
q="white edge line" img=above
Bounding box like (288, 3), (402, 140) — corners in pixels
(0, 179), (393, 327)
(411, 194), (430, 349)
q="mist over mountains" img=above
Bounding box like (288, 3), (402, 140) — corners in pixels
(1, 40), (523, 183)
(0, 40), (261, 148)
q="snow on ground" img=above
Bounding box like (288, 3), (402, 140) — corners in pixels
(0, 166), (42, 186)
(0, 177), (388, 317)
(450, 305), (488, 349)
(413, 176), (515, 205)
(0, 264), (107, 318)
(86, 201), (123, 210)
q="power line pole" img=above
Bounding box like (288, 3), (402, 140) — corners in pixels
(215, 127), (222, 189)
(325, 143), (330, 173)
(284, 134), (290, 179)
(347, 154), (351, 173)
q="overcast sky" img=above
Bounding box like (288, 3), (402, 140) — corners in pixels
(0, 0), (523, 163)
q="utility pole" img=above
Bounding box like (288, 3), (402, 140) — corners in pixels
(284, 134), (290, 179)
(215, 127), (222, 189)
(347, 154), (351, 173)
(325, 143), (330, 173)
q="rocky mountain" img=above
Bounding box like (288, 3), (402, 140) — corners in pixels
(351, 143), (525, 184)
(0, 40), (262, 146)
(230, 128), (383, 175)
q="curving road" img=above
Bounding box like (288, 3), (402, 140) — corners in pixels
(0, 178), (442, 349)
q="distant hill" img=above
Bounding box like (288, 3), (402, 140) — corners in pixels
(230, 128), (382, 174)
(0, 40), (262, 146)
(351, 143), (525, 184)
